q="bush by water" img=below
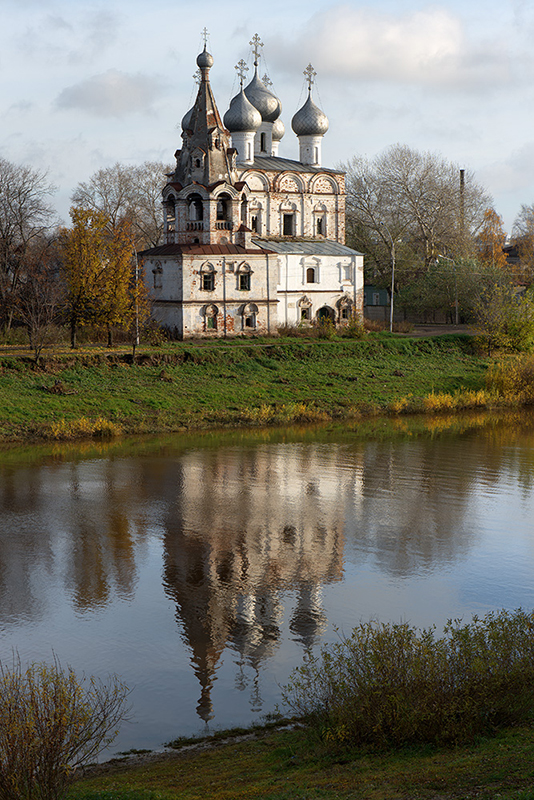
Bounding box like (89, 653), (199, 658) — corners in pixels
(282, 609), (534, 748)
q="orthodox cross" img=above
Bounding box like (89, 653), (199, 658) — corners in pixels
(304, 63), (317, 93)
(201, 27), (209, 46)
(235, 59), (248, 88)
(192, 68), (201, 86)
(250, 33), (263, 66)
(262, 74), (273, 88)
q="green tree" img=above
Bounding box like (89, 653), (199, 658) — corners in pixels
(0, 656), (129, 800)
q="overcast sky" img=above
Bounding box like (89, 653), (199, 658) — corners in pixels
(2, 0), (533, 234)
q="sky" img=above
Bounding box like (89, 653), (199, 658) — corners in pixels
(2, 0), (534, 234)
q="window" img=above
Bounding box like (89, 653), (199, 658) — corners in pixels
(204, 304), (218, 331)
(195, 159), (201, 168)
(239, 272), (251, 291)
(373, 292), (380, 306)
(207, 316), (216, 329)
(152, 264), (163, 289)
(217, 199), (227, 220)
(306, 267), (316, 284)
(301, 307), (311, 321)
(260, 132), (266, 152)
(245, 315), (255, 328)
(343, 264), (352, 281)
(283, 214), (294, 236)
(202, 272), (215, 291)
(341, 306), (351, 320)
(251, 215), (258, 232)
(188, 194), (203, 221)
(316, 217), (323, 236)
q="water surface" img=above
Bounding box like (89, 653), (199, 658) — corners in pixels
(0, 413), (533, 754)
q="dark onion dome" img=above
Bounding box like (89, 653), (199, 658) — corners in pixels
(291, 94), (329, 136)
(244, 71), (281, 123)
(223, 89), (262, 132)
(181, 105), (194, 131)
(272, 116), (285, 142)
(196, 46), (214, 69)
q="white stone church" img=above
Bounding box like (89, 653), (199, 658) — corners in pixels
(140, 34), (363, 338)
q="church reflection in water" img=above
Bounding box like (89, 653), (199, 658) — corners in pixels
(159, 446), (346, 721)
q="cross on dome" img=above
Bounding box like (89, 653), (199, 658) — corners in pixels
(201, 27), (209, 46)
(304, 63), (317, 93)
(235, 59), (249, 88)
(192, 68), (201, 86)
(262, 74), (273, 88)
(249, 33), (263, 66)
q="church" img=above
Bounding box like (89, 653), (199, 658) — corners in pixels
(140, 34), (363, 338)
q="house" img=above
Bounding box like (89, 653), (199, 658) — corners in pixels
(139, 35), (363, 338)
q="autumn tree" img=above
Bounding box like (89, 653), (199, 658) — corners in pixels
(0, 158), (57, 330)
(72, 161), (171, 250)
(344, 145), (490, 289)
(477, 208), (508, 270)
(60, 208), (149, 348)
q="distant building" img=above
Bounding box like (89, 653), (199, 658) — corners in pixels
(139, 34), (363, 338)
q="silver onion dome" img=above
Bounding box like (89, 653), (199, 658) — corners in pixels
(196, 46), (214, 69)
(224, 89), (262, 132)
(272, 116), (285, 142)
(291, 94), (329, 136)
(181, 105), (194, 131)
(244, 71), (281, 123)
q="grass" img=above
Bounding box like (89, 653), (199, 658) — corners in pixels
(67, 722), (534, 799)
(0, 333), (491, 442)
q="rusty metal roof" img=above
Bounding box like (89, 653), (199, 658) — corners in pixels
(138, 243), (274, 257)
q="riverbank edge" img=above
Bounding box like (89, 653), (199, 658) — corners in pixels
(70, 718), (534, 800)
(0, 332), (518, 445)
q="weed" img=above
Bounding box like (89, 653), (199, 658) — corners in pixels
(48, 417), (123, 441)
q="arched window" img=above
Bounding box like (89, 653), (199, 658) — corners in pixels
(240, 195), (248, 224)
(216, 193), (231, 221)
(203, 304), (218, 331)
(241, 303), (258, 330)
(200, 263), (216, 291)
(306, 267), (316, 284)
(188, 194), (204, 221)
(237, 263), (252, 291)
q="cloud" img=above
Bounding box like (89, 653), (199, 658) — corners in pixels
(18, 9), (120, 66)
(269, 4), (511, 90)
(55, 70), (166, 117)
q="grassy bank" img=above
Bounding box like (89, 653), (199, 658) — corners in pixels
(68, 722), (534, 800)
(0, 333), (491, 442)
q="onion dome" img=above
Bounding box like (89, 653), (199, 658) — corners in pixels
(272, 117), (285, 142)
(244, 71), (281, 123)
(181, 105), (194, 131)
(291, 94), (329, 136)
(224, 89), (262, 132)
(196, 46), (214, 70)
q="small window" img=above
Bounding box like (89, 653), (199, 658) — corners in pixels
(373, 292), (380, 306)
(301, 307), (311, 321)
(239, 272), (251, 291)
(251, 215), (258, 233)
(283, 214), (294, 236)
(195, 159), (201, 168)
(245, 315), (255, 329)
(341, 306), (350, 320)
(207, 316), (216, 329)
(343, 264), (351, 281)
(202, 272), (215, 291)
(306, 267), (316, 284)
(260, 132), (266, 152)
(316, 217), (323, 236)
(217, 199), (227, 221)
(153, 265), (163, 289)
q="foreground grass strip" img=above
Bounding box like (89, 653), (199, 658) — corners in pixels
(69, 724), (534, 799)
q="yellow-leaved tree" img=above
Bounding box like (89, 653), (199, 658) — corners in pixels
(60, 208), (149, 348)
(477, 208), (508, 271)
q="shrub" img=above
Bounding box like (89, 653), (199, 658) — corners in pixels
(281, 609), (534, 749)
(0, 656), (129, 800)
(486, 355), (534, 404)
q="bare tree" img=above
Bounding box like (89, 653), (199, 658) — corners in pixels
(14, 234), (63, 363)
(344, 145), (490, 287)
(0, 158), (57, 330)
(0, 655), (129, 800)
(511, 203), (534, 285)
(72, 161), (171, 250)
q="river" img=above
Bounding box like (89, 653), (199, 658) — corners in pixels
(0, 411), (533, 755)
